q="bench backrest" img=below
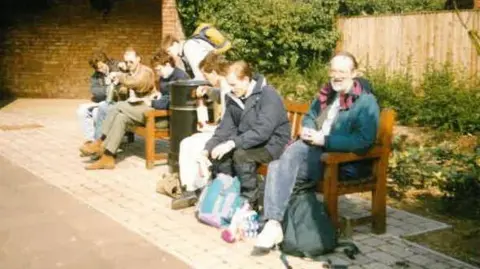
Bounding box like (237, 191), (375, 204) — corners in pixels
(376, 109), (395, 151)
(284, 100), (310, 139)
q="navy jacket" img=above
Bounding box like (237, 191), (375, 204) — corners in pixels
(205, 75), (291, 160)
(151, 68), (189, 110)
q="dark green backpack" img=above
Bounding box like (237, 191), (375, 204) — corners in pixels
(280, 181), (359, 268)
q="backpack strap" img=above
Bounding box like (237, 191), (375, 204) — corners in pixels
(280, 253), (348, 269)
(336, 241), (360, 260)
(279, 241), (359, 269)
(179, 41), (194, 78)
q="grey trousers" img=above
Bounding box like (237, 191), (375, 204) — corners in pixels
(101, 101), (152, 153)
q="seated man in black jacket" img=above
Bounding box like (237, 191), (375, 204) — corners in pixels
(200, 61), (291, 208)
(150, 50), (189, 128)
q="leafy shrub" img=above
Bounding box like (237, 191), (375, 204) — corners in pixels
(389, 136), (480, 219)
(177, 0), (339, 73)
(418, 64), (480, 133)
(267, 60), (329, 102)
(364, 68), (421, 125)
(366, 65), (480, 134)
(437, 147), (480, 219)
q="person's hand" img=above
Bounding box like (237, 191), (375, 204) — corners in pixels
(107, 72), (120, 85)
(196, 86), (211, 97)
(300, 127), (315, 141)
(211, 140), (235, 160)
(117, 62), (127, 72)
(200, 150), (210, 158)
(196, 151), (211, 178)
(304, 130), (325, 146)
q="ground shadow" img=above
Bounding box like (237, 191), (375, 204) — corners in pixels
(0, 95), (17, 110)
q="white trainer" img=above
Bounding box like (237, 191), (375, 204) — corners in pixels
(254, 219), (284, 249)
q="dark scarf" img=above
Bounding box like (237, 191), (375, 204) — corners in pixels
(303, 80), (365, 181)
(317, 80), (363, 111)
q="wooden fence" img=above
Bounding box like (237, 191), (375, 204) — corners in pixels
(336, 10), (480, 78)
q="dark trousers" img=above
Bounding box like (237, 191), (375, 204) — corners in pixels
(213, 147), (273, 204)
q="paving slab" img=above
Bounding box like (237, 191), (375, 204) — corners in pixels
(0, 99), (478, 269)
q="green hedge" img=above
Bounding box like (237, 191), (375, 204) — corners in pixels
(390, 137), (480, 219)
(177, 0), (339, 73)
(367, 65), (480, 134)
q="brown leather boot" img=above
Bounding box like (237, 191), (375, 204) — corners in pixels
(171, 190), (198, 210)
(80, 139), (103, 156)
(85, 154), (115, 170)
(79, 141), (92, 157)
(156, 173), (182, 198)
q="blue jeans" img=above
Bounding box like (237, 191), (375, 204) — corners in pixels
(77, 102), (99, 141)
(94, 101), (113, 140)
(263, 140), (371, 221)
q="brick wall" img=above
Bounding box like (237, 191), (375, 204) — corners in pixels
(161, 0), (184, 39)
(0, 0), (170, 99)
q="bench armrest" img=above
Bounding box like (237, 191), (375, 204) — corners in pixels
(144, 109), (169, 118)
(321, 146), (384, 164)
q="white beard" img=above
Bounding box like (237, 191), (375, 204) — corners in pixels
(331, 79), (354, 93)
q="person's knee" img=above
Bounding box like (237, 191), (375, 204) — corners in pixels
(115, 113), (129, 125)
(115, 101), (130, 112)
(267, 160), (279, 171)
(76, 104), (90, 117)
(179, 137), (193, 152)
(97, 104), (108, 115)
(281, 140), (307, 161)
(232, 148), (249, 163)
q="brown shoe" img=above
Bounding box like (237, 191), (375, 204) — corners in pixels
(80, 139), (103, 156)
(171, 191), (198, 210)
(79, 141), (92, 157)
(85, 154), (115, 170)
(156, 173), (182, 198)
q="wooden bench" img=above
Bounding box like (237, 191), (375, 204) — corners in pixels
(258, 100), (395, 234)
(131, 109), (170, 169)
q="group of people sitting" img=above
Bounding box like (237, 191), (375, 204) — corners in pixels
(76, 24), (380, 252)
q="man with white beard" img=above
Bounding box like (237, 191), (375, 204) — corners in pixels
(254, 51), (380, 251)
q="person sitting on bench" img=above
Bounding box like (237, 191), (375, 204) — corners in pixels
(150, 50), (189, 128)
(200, 60), (291, 210)
(255, 51), (380, 251)
(82, 47), (159, 170)
(159, 52), (230, 209)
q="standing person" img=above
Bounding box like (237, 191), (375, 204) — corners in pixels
(254, 52), (379, 251)
(77, 51), (121, 154)
(82, 47), (159, 170)
(162, 23), (231, 80)
(200, 60), (291, 209)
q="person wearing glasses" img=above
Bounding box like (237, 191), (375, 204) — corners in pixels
(254, 51), (379, 252)
(81, 47), (159, 170)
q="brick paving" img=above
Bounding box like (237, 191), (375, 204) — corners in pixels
(0, 99), (478, 269)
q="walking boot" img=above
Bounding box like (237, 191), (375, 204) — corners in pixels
(85, 154), (115, 170)
(156, 173), (181, 198)
(80, 139), (103, 157)
(171, 190), (199, 210)
(79, 141), (92, 157)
